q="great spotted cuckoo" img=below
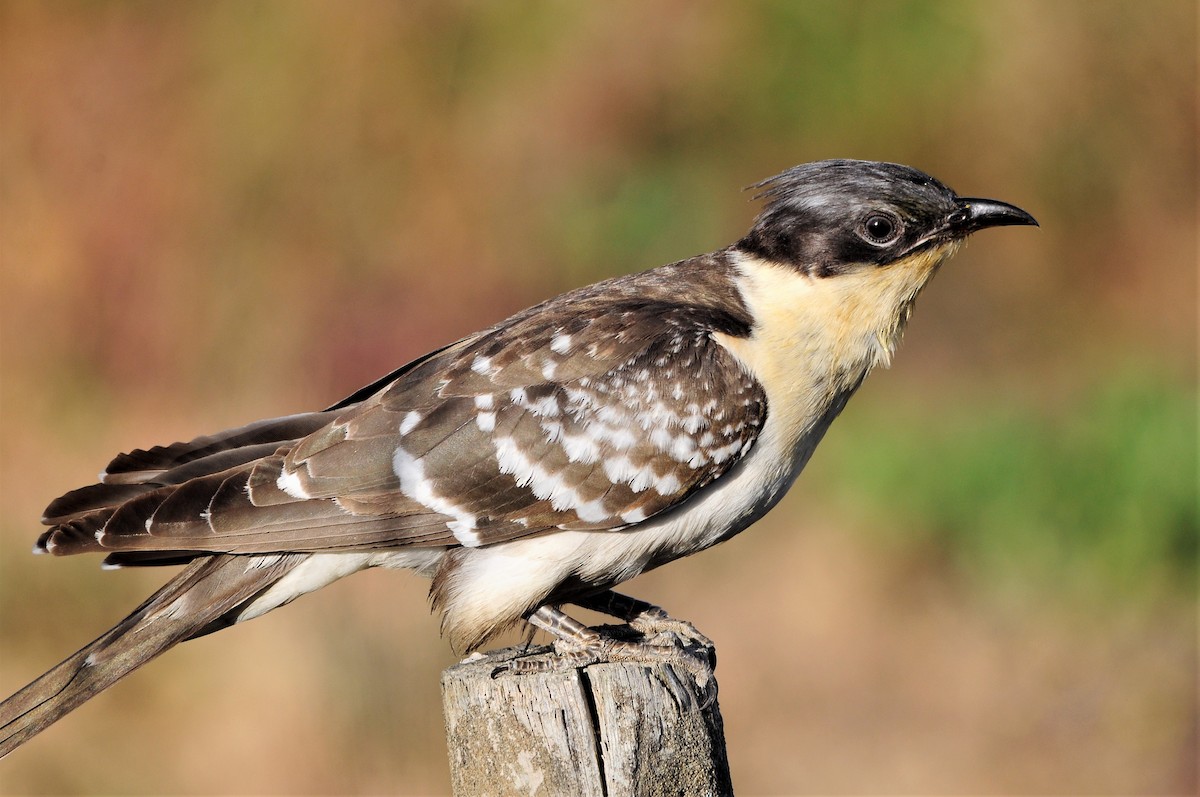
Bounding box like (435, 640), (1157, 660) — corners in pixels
(0, 159), (1036, 755)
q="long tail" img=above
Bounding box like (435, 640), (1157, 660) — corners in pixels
(0, 552), (304, 757)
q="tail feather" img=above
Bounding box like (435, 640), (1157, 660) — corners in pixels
(34, 517), (112, 555)
(42, 482), (158, 524)
(101, 412), (339, 483)
(0, 552), (305, 757)
(44, 443), (299, 527)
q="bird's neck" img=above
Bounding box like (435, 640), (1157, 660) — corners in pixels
(716, 248), (953, 455)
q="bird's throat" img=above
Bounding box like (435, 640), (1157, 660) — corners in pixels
(716, 246), (953, 452)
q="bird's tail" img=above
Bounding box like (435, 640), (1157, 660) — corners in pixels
(0, 552), (304, 757)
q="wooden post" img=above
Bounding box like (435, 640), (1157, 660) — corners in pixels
(441, 630), (732, 797)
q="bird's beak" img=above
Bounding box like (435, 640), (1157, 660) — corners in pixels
(949, 197), (1039, 234)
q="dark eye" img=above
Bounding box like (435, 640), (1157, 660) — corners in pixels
(861, 214), (900, 244)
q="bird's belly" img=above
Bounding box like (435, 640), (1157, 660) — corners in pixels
(433, 431), (812, 644)
(596, 430), (811, 578)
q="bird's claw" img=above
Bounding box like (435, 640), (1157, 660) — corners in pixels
(492, 626), (716, 709)
(628, 607), (717, 666)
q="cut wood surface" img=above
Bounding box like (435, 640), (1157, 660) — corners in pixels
(441, 630), (732, 797)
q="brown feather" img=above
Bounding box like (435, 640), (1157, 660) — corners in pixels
(101, 411), (339, 483)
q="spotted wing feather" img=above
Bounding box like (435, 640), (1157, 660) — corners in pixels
(39, 255), (765, 560)
(280, 300), (766, 546)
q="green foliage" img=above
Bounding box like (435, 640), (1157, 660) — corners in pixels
(543, 159), (729, 286)
(747, 1), (979, 135)
(817, 371), (1198, 600)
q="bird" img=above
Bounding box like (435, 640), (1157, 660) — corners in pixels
(0, 159), (1036, 756)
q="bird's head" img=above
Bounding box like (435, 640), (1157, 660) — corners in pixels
(725, 160), (1037, 377)
(738, 159), (1037, 278)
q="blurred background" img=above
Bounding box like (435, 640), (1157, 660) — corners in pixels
(1, 1), (1194, 794)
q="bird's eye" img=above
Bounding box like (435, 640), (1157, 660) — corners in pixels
(861, 214), (900, 245)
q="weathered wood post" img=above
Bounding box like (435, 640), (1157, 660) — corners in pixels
(441, 630), (732, 796)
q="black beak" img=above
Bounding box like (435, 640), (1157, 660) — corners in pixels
(949, 197), (1039, 234)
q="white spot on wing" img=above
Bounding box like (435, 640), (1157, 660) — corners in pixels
(710, 439), (745, 464)
(654, 473), (682, 495)
(393, 448), (482, 547)
(511, 387), (560, 417)
(531, 395), (561, 416)
(560, 433), (600, 464)
(400, 410), (423, 435)
(650, 427), (673, 449)
(448, 519), (482, 546)
(602, 455), (640, 486)
(277, 468), (311, 499)
(574, 497), (610, 523)
(494, 436), (613, 524)
(628, 467), (660, 494)
(669, 434), (697, 462)
(594, 423), (636, 450)
(551, 333), (572, 354)
(620, 507), (648, 524)
(471, 354), (496, 376)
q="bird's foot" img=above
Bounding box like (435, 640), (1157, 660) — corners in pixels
(568, 591), (718, 670)
(494, 622), (716, 709)
(627, 605), (717, 666)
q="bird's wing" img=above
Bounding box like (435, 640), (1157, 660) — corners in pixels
(40, 298), (766, 560)
(272, 298), (767, 545)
